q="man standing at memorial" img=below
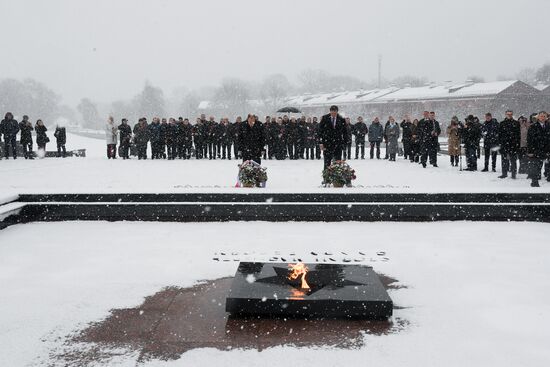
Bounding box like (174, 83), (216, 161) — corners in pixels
(238, 114), (265, 165)
(319, 105), (348, 169)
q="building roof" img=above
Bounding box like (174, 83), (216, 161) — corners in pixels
(287, 80), (532, 107)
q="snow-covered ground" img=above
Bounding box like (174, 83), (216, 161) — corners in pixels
(0, 221), (549, 366)
(1, 133), (549, 366)
(0, 133), (548, 194)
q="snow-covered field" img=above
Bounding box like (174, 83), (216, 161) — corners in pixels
(0, 221), (549, 366)
(0, 133), (548, 194)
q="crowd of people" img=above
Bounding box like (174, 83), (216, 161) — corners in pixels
(2, 107), (549, 187)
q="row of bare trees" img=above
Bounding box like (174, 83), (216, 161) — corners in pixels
(3, 63), (550, 130)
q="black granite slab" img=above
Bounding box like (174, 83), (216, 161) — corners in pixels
(226, 262), (393, 319)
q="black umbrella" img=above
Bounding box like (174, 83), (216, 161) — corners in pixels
(277, 106), (302, 113)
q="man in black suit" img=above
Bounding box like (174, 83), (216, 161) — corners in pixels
(319, 105), (348, 169)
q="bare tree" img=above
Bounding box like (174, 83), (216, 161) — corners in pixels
(466, 75), (485, 83)
(133, 81), (166, 118)
(0, 78), (61, 123)
(515, 67), (537, 85)
(391, 75), (429, 87)
(77, 98), (101, 129)
(260, 74), (292, 110)
(213, 78), (251, 116)
(535, 63), (550, 84)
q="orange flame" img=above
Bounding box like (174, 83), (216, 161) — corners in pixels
(288, 262), (310, 289)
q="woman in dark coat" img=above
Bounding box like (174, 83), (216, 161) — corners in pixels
(19, 115), (34, 159)
(35, 119), (49, 152)
(238, 114), (265, 165)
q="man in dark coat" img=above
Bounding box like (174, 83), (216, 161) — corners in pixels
(353, 116), (368, 159)
(148, 118), (162, 159)
(118, 118), (132, 159)
(312, 116), (321, 159)
(19, 115), (34, 159)
(1, 112), (20, 159)
(178, 118), (193, 159)
(54, 125), (67, 158)
(319, 105), (348, 169)
(267, 118), (279, 160)
(498, 110), (520, 179)
(133, 118), (149, 159)
(273, 117), (287, 160)
(286, 117), (298, 160)
(368, 117), (384, 159)
(238, 114), (265, 164)
(206, 116), (218, 160)
(165, 118), (178, 160)
(418, 111), (441, 168)
(219, 118), (233, 160)
(296, 117), (307, 159)
(527, 111), (550, 187)
(232, 117), (242, 159)
(159, 118), (168, 159)
(304, 117), (316, 160)
(481, 113), (499, 172)
(400, 116), (413, 160)
(343, 117), (353, 160)
(462, 116), (482, 171)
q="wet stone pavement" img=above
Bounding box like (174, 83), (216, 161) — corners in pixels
(51, 276), (407, 365)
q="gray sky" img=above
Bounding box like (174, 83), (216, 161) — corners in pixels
(1, 0), (549, 106)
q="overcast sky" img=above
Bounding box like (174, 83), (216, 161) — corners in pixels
(1, 0), (549, 106)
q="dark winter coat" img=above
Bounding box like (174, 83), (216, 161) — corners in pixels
(498, 118), (521, 154)
(462, 122), (481, 148)
(417, 119), (441, 146)
(238, 121), (265, 159)
(195, 122), (209, 143)
(1, 118), (20, 139)
(353, 122), (368, 143)
(305, 123), (316, 147)
(148, 122), (162, 142)
(54, 127), (67, 144)
(19, 122), (33, 144)
(219, 123), (232, 144)
(368, 122), (384, 142)
(482, 118), (499, 147)
(159, 122), (168, 143)
(400, 121), (413, 141)
(344, 123), (353, 144)
(165, 123), (178, 144)
(35, 125), (49, 146)
(178, 123), (193, 144)
(133, 123), (150, 144)
(527, 121), (548, 158)
(319, 113), (348, 150)
(118, 123), (132, 144)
